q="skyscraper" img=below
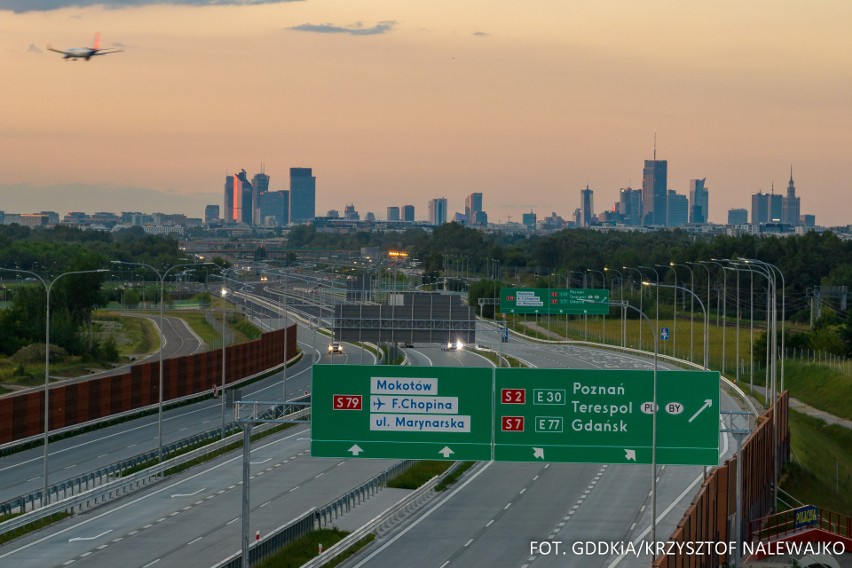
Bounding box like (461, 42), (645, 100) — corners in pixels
(251, 168), (270, 226)
(259, 190), (288, 227)
(667, 190), (689, 227)
(751, 185), (783, 225)
(204, 204), (220, 225)
(387, 206), (400, 221)
(428, 198), (448, 226)
(402, 205), (415, 222)
(689, 178), (709, 224)
(782, 168), (801, 226)
(289, 168), (316, 224)
(464, 192), (483, 227)
(223, 175), (236, 223)
(235, 169), (253, 225)
(580, 185), (594, 227)
(642, 157), (668, 226)
(618, 187), (642, 226)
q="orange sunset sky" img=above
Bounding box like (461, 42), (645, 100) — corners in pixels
(1, 0), (850, 226)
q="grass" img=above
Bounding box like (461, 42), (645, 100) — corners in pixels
(387, 461), (453, 489)
(777, 360), (852, 421)
(436, 462), (474, 491)
(253, 528), (374, 568)
(781, 410), (852, 516)
(0, 512), (70, 545)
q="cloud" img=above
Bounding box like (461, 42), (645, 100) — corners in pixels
(0, 0), (302, 13)
(290, 21), (397, 36)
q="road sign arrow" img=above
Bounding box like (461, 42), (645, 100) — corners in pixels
(688, 399), (713, 423)
(438, 446), (454, 458)
(533, 447), (544, 459)
(69, 530), (112, 542)
(348, 444), (364, 456)
(625, 449), (636, 461)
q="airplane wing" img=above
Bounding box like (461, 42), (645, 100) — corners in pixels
(92, 49), (122, 56)
(46, 46), (69, 55)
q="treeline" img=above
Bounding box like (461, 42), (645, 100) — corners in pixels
(0, 225), (211, 358)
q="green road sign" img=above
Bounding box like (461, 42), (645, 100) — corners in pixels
(494, 369), (719, 465)
(499, 288), (610, 315)
(311, 365), (493, 461)
(311, 366), (720, 466)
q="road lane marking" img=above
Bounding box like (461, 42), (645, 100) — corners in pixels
(188, 537), (203, 545)
(171, 488), (205, 498)
(68, 530), (112, 542)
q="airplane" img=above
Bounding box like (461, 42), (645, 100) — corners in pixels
(47, 33), (122, 61)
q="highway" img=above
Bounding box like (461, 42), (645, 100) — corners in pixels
(338, 320), (738, 568)
(0, 285), (742, 568)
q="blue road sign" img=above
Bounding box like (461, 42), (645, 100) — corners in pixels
(660, 327), (670, 341)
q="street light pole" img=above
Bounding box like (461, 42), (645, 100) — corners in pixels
(0, 266), (108, 505)
(644, 281), (708, 369)
(671, 262), (695, 364)
(587, 269), (606, 342)
(623, 266), (645, 350)
(703, 260), (728, 373)
(605, 267), (625, 347)
(111, 261), (208, 462)
(639, 266), (661, 349)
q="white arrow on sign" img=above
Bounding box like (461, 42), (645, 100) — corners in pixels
(688, 399), (713, 423)
(624, 449), (637, 461)
(438, 446), (454, 458)
(69, 530), (113, 542)
(533, 447), (544, 460)
(348, 444), (364, 456)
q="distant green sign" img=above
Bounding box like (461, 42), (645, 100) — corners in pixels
(499, 288), (610, 315)
(312, 366), (720, 466)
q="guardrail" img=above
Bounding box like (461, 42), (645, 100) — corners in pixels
(213, 459), (444, 568)
(0, 404), (311, 538)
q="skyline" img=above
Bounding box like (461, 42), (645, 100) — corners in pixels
(1, 1), (851, 225)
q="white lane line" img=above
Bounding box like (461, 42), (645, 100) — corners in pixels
(68, 530), (113, 542)
(142, 560), (160, 568)
(485, 520), (494, 527)
(188, 537), (203, 545)
(64, 464), (77, 470)
(260, 501), (271, 508)
(349, 462), (494, 568)
(504, 502), (512, 510)
(227, 518), (239, 525)
(171, 488), (205, 498)
(464, 538), (474, 547)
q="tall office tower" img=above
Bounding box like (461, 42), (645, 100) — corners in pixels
(728, 208), (748, 225)
(259, 190), (289, 227)
(204, 204), (220, 224)
(235, 169), (253, 225)
(667, 190), (689, 227)
(223, 175), (236, 222)
(522, 211), (537, 230)
(751, 186), (783, 224)
(618, 187), (642, 225)
(782, 168), (801, 226)
(387, 206), (400, 221)
(642, 139), (668, 225)
(402, 205), (415, 222)
(289, 167), (316, 224)
(343, 204), (359, 220)
(580, 186), (595, 227)
(689, 178), (709, 224)
(464, 192), (483, 227)
(428, 197), (448, 226)
(251, 167), (270, 226)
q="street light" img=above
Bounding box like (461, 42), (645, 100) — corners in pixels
(643, 281), (708, 369)
(702, 260), (728, 373)
(587, 269), (606, 342)
(604, 267), (626, 347)
(0, 266), (108, 505)
(623, 266), (645, 350)
(111, 260), (211, 462)
(639, 266), (661, 349)
(671, 262), (695, 364)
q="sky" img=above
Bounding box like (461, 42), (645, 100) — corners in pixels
(1, 0), (850, 226)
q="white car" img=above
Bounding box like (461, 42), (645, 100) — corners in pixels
(328, 341), (343, 354)
(441, 340), (464, 352)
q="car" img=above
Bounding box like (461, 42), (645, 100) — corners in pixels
(441, 339), (464, 352)
(328, 341), (343, 354)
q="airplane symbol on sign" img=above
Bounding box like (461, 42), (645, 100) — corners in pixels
(373, 398), (385, 411)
